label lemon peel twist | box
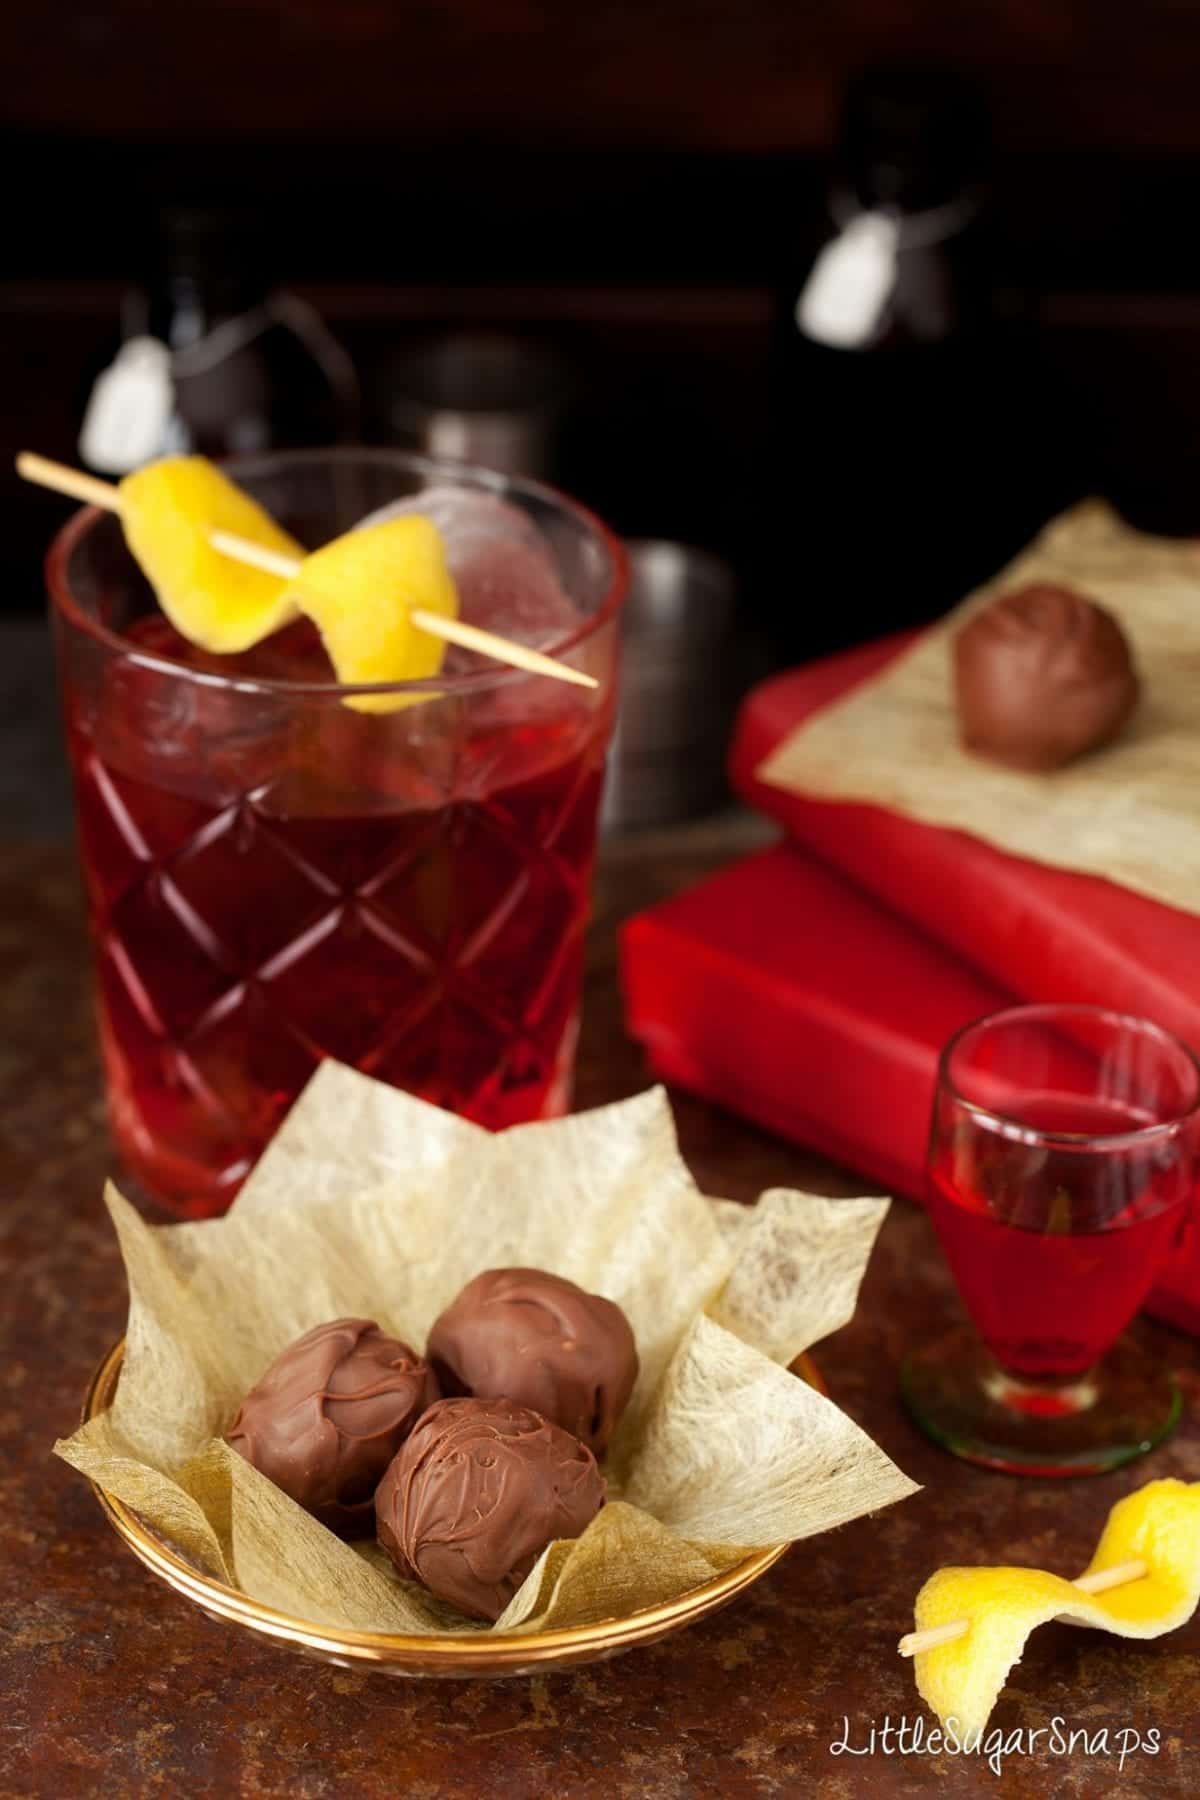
[909,1479,1200,1737]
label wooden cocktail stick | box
[897,1556,1149,1657]
[18,453,116,511]
[207,529,598,687]
[17,452,598,691]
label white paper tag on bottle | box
[795,212,901,349]
[79,336,175,473]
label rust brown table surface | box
[3,824,1198,1800]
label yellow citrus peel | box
[281,516,459,714]
[120,456,305,653]
[911,1479,1200,1738]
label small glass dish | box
[84,1339,822,1678]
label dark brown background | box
[7,0,1200,621]
[7,1,1200,153]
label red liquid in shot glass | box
[927,1092,1193,1376]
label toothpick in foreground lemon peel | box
[910,1478,1200,1739]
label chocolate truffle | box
[376,1396,605,1621]
[228,1318,439,1534]
[953,583,1139,771]
[427,1268,638,1456]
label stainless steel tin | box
[381,334,566,480]
[603,541,739,830]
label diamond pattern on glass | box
[75,720,605,1204]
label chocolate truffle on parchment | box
[427,1267,639,1456]
[228,1318,439,1534]
[953,583,1140,772]
[375,1395,605,1621]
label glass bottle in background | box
[760,66,1064,663]
[80,207,360,475]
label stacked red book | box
[730,635,1200,1052]
[619,632,1200,1334]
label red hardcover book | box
[727,635,1200,1334]
[729,634,1200,1052]
[620,842,1011,1203]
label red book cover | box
[620,842,1011,1204]
[729,635,1200,1051]
[727,636,1200,1334]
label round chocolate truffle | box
[228,1318,438,1534]
[953,583,1139,771]
[427,1268,639,1456]
[376,1395,605,1621]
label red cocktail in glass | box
[903,1004,1199,1473]
[49,451,626,1216]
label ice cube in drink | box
[356,485,582,665]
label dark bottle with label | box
[761,67,1065,662]
[81,207,359,473]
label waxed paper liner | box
[56,1065,917,1636]
[759,501,1200,918]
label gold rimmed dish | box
[83,1338,823,1678]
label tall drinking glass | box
[902,1004,1199,1474]
[48,450,626,1217]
